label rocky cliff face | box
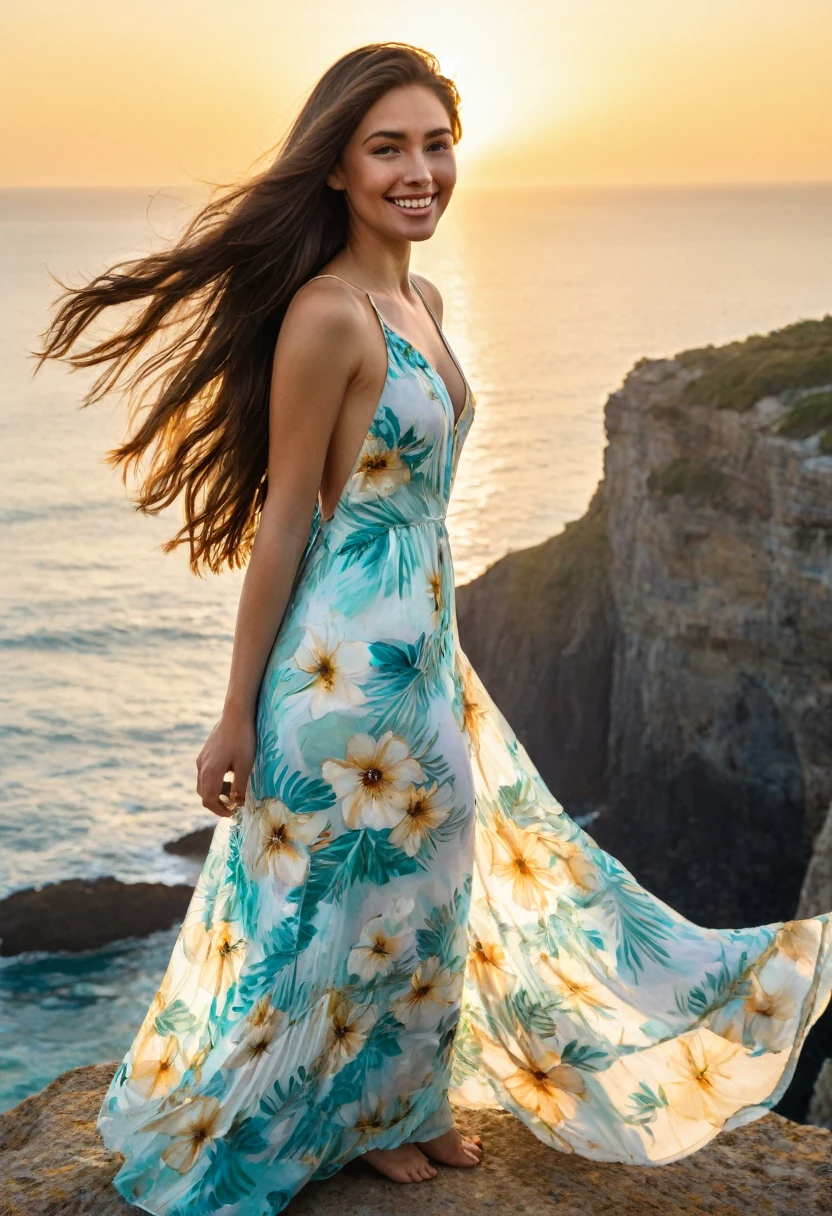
[601,326,832,929]
[2,1062,831,1216]
[459,316,832,931]
[457,316,832,1123]
[456,487,614,816]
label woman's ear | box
[326,166,346,191]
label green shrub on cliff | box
[775,389,832,453]
[675,315,832,412]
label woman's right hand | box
[195,709,257,818]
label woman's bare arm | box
[195,281,364,817]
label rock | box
[455,318,832,1122]
[162,824,216,859]
[598,325,832,930]
[809,1058,832,1129]
[0,877,194,956]
[798,800,832,919]
[457,484,614,815]
[458,317,832,931]
[1,1063,831,1216]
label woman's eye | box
[372,141,450,156]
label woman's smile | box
[385,192,437,213]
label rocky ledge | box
[1,1063,830,1216]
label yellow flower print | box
[127,1032,184,1100]
[709,965,801,1053]
[537,951,612,1015]
[393,956,462,1029]
[334,1095,388,1142]
[249,799,327,886]
[388,781,453,857]
[775,920,819,970]
[486,817,560,911]
[473,1025,585,1127]
[224,996,284,1071]
[291,624,369,719]
[144,1095,226,1174]
[186,1039,212,1086]
[459,662,487,754]
[347,896,415,981]
[181,920,245,995]
[322,730,424,830]
[352,436,410,499]
[426,567,443,621]
[320,992,378,1076]
[467,902,516,998]
[663,1029,744,1125]
[540,836,599,893]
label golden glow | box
[1,0,830,187]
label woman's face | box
[328,84,457,243]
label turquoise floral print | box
[98,279,832,1214]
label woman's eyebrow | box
[362,126,453,144]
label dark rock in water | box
[2,1062,831,1216]
[162,824,216,859]
[0,877,194,956]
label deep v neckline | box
[303,271,473,433]
[374,277,472,432]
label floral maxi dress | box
[98,276,832,1215]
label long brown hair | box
[34,42,462,575]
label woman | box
[38,40,832,1216]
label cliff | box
[457,313,832,1124]
[458,315,832,930]
[1,1062,831,1216]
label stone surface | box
[457,485,614,816]
[799,801,832,920]
[1,1063,831,1216]
[162,824,216,859]
[808,1058,832,1130]
[598,347,832,930]
[0,878,195,956]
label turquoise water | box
[2,182,831,1110]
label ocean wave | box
[0,624,232,652]
[0,499,119,527]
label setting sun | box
[1,1,829,187]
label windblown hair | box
[35,43,462,575]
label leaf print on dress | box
[98,275,832,1215]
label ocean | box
[1,182,831,1110]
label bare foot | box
[361,1144,438,1183]
[415,1126,484,1167]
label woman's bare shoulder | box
[284,274,368,339]
[274,274,369,378]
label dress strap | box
[303,273,386,329]
[409,275,440,326]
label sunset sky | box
[2,0,830,189]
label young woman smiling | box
[38,39,832,1216]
